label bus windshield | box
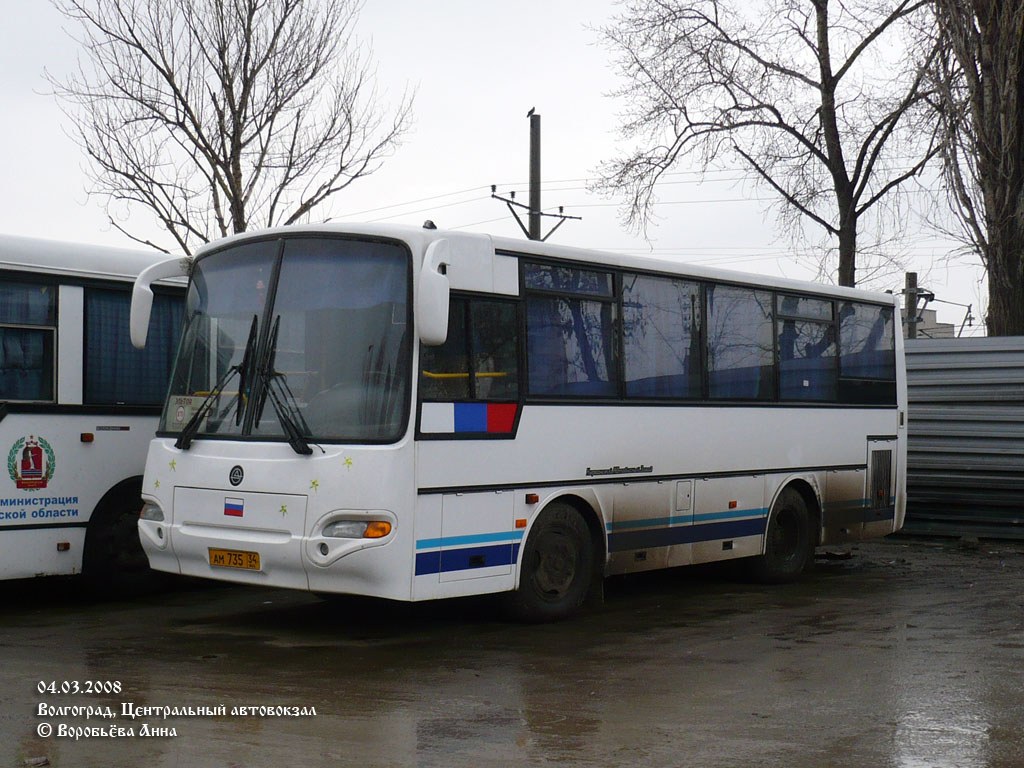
[160,236,411,444]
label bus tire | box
[506,502,593,622]
[83,482,161,592]
[747,487,814,583]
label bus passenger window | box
[419,297,519,402]
[523,261,616,398]
[526,295,615,397]
[85,288,184,405]
[0,282,56,402]
[777,319,836,401]
[470,301,518,400]
[706,284,774,400]
[837,301,897,404]
[839,302,895,380]
[419,298,469,400]
[623,274,701,398]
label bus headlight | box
[140,503,164,522]
[322,520,391,539]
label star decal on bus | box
[169,460,176,471]
[343,457,353,470]
[280,505,288,516]
[310,479,319,492]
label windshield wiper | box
[175,314,259,450]
[253,316,313,456]
[235,315,260,427]
[263,376,314,455]
[175,363,240,450]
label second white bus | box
[0,234,184,584]
[131,223,906,620]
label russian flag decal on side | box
[224,497,244,517]
[420,403,518,434]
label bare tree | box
[596,0,938,287]
[927,0,1024,335]
[51,0,413,254]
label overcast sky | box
[0,0,985,331]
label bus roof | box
[192,222,899,305]
[0,233,173,282]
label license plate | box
[208,548,261,571]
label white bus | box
[0,234,183,584]
[131,224,906,620]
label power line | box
[449,216,510,230]
[362,195,492,223]
[327,162,937,222]
[329,184,490,221]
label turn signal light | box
[364,521,392,538]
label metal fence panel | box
[905,336,1024,538]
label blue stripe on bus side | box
[415,530,525,550]
[605,507,768,532]
[608,517,767,553]
[415,542,521,576]
[694,507,768,523]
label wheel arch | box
[767,476,823,549]
[86,475,144,527]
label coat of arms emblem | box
[8,436,56,490]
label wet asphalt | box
[2,536,1023,768]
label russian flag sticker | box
[224,497,244,517]
[420,402,518,434]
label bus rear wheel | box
[747,487,814,583]
[506,503,593,622]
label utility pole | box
[528,110,541,240]
[903,272,935,339]
[905,272,919,339]
[491,108,580,241]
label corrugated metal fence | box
[905,336,1024,538]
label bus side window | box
[839,302,895,380]
[837,301,897,404]
[419,298,470,400]
[0,282,56,402]
[524,263,616,398]
[470,301,518,400]
[706,284,774,400]
[776,294,836,402]
[418,297,519,402]
[622,273,701,398]
[84,288,184,405]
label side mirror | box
[416,239,450,346]
[131,256,192,348]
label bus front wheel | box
[506,503,593,622]
[747,487,814,583]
